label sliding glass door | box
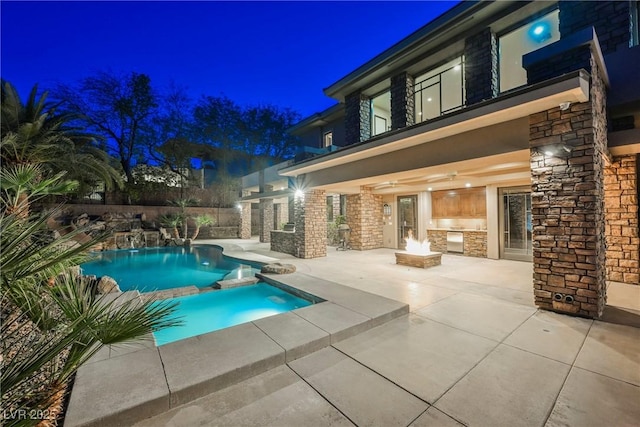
[499,187,532,261]
[397,195,418,250]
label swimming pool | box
[81,246,259,292]
[153,283,313,345]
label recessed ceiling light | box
[465,183,471,188]
[454,64,461,71]
[427,187,433,191]
[533,25,544,35]
[427,97,432,102]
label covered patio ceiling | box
[314,150,531,195]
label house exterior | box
[241,0,640,319]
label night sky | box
[1,1,458,118]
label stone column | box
[529,54,608,318]
[391,72,415,130]
[259,199,274,243]
[345,91,371,145]
[346,187,383,250]
[559,1,631,55]
[604,155,639,285]
[294,189,327,258]
[464,28,498,105]
[239,202,252,239]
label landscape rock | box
[260,263,296,274]
[97,276,121,294]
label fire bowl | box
[395,251,442,269]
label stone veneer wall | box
[464,28,498,105]
[270,230,296,256]
[426,230,447,253]
[560,1,631,55]
[463,231,487,258]
[239,202,251,239]
[391,72,415,130]
[346,187,383,250]
[294,190,327,258]
[529,52,608,318]
[259,199,274,243]
[345,91,371,145]
[604,155,640,285]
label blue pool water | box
[81,246,258,292]
[153,283,312,345]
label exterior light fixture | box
[236,204,242,210]
[427,187,433,191]
[453,64,461,71]
[294,189,304,198]
[528,21,552,43]
[465,183,471,188]
[540,144,573,157]
[559,102,571,111]
[427,97,432,102]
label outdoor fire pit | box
[395,251,442,268]
[395,237,442,268]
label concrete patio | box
[74,239,640,426]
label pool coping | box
[64,247,409,427]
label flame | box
[405,236,432,255]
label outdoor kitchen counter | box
[426,229,487,258]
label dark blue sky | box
[1,1,458,118]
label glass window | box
[323,131,333,147]
[371,90,391,136]
[414,57,464,124]
[326,196,334,221]
[499,10,560,92]
[340,195,347,217]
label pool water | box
[81,246,258,292]
[153,283,312,345]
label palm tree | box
[191,214,215,240]
[1,163,77,218]
[159,214,182,238]
[168,197,199,238]
[1,163,180,424]
[1,81,122,198]
[1,207,180,425]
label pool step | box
[214,276,259,289]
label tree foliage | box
[0,167,179,426]
[55,71,158,184]
[1,81,122,197]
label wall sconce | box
[538,144,573,157]
[559,102,571,111]
[383,203,392,216]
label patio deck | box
[68,239,640,426]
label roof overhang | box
[281,70,590,177]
